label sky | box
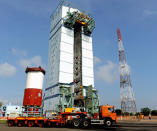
[0,0,157,111]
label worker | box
[149,113,151,120]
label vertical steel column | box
[73,23,84,108]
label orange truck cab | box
[99,105,117,126]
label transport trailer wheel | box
[72,119,81,128]
[28,121,34,127]
[83,120,90,128]
[105,119,112,127]
[47,121,52,127]
[18,121,24,127]
[38,121,44,127]
[8,121,14,127]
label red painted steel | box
[25,66,45,75]
[117,28,122,41]
[23,88,42,106]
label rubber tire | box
[105,119,112,127]
[28,121,34,127]
[72,119,80,128]
[38,121,44,127]
[83,120,89,128]
[47,121,51,127]
[8,121,14,127]
[18,122,23,127]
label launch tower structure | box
[44,1,99,115]
[117,29,137,114]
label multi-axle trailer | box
[8,105,117,128]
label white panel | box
[44,95,60,113]
[82,76,94,86]
[69,7,79,13]
[83,88,86,97]
[47,27,61,88]
[60,42,73,54]
[82,57,93,68]
[61,26,73,36]
[60,51,73,62]
[53,87,60,95]
[50,21,62,37]
[46,86,60,97]
[61,32,73,44]
[82,40,92,51]
[51,7,62,29]
[62,6,69,18]
[82,67,93,77]
[47,32,60,87]
[26,72,44,89]
[82,34,92,43]
[44,90,48,97]
[62,6,79,18]
[82,49,93,59]
[60,61,73,74]
[59,71,73,83]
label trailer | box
[8,117,46,127]
[7,105,117,128]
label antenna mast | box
[117,29,137,114]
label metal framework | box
[22,106,42,117]
[58,85,74,113]
[64,11,95,35]
[85,86,99,115]
[117,29,137,114]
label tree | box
[141,107,151,116]
[115,109,122,115]
[151,110,157,116]
[135,112,140,116]
[0,101,2,107]
[123,112,129,116]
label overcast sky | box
[0,0,157,111]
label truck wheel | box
[105,119,112,127]
[38,121,44,127]
[18,121,23,127]
[72,119,80,128]
[83,120,89,128]
[28,121,34,127]
[47,121,52,127]
[8,121,14,127]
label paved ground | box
[1,120,157,131]
[118,120,157,131]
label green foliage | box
[115,109,122,116]
[129,113,134,116]
[135,112,140,116]
[151,110,157,116]
[0,101,2,107]
[121,112,135,116]
[141,107,151,116]
[123,112,129,116]
[0,120,7,124]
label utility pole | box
[117,29,137,114]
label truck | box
[7,105,117,128]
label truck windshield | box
[108,108,115,113]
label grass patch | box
[0,120,7,124]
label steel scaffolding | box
[117,29,137,114]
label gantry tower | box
[117,29,137,114]
[44,1,99,115]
